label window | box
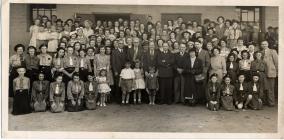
[236,6,263,44]
[30,4,56,21]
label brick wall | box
[264,6,279,30]
[56,5,239,24]
[10,4,30,55]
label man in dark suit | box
[111,39,127,103]
[195,39,210,104]
[156,42,175,104]
[173,43,188,104]
[142,41,158,72]
[127,37,143,65]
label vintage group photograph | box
[2,1,281,138]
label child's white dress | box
[96,76,111,93]
[133,68,145,89]
[29,25,39,47]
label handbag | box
[194,73,205,82]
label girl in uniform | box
[50,74,65,113]
[62,46,79,86]
[84,73,98,110]
[12,66,31,115]
[234,73,250,110]
[78,49,92,82]
[51,47,65,80]
[31,72,50,112]
[226,53,239,84]
[66,73,85,112]
[133,60,145,104]
[37,44,53,82]
[206,73,221,111]
[246,73,263,110]
[96,69,112,107]
[25,46,40,89]
[85,47,96,74]
[220,75,235,111]
[239,50,252,82]
[9,44,26,97]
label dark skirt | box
[236,90,247,103]
[63,67,75,86]
[248,92,263,110]
[50,96,65,113]
[39,66,52,82]
[79,68,88,82]
[221,95,235,111]
[158,77,173,104]
[184,74,197,103]
[85,93,97,110]
[67,94,84,112]
[12,89,31,115]
[9,68,18,97]
[33,92,47,112]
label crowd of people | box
[9,14,278,115]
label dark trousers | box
[159,77,173,104]
[113,75,122,104]
[266,77,276,106]
[174,75,184,103]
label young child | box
[50,74,65,113]
[119,61,135,105]
[220,75,235,111]
[245,73,263,110]
[84,73,98,110]
[12,66,31,115]
[31,72,50,112]
[234,73,249,110]
[206,73,221,111]
[96,69,111,107]
[145,67,159,105]
[133,61,145,104]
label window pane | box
[248,11,254,21]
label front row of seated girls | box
[11,66,107,115]
[12,65,262,115]
[206,72,263,111]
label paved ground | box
[8,102,277,133]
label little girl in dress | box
[96,69,111,107]
[133,61,145,104]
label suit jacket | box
[142,49,158,71]
[262,48,278,78]
[174,52,189,75]
[156,51,175,78]
[111,48,127,75]
[197,49,210,73]
[126,46,143,62]
[184,57,203,75]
